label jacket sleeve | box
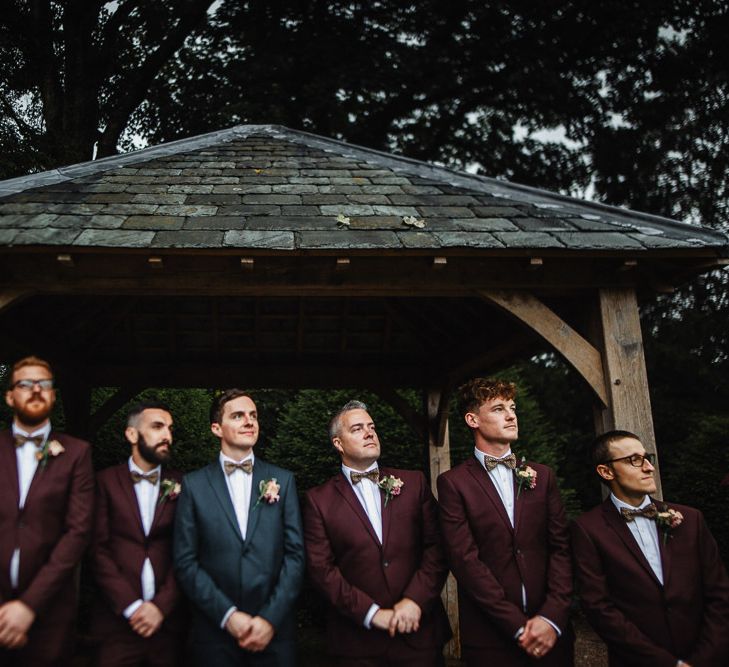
[20,441,94,613]
[437,471,527,637]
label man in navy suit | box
[173,389,304,666]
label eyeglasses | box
[11,379,54,391]
[603,452,655,468]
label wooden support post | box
[425,388,460,659]
[594,287,662,498]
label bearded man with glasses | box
[0,355,94,666]
[571,429,729,667]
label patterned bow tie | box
[14,434,44,448]
[224,459,253,475]
[351,469,379,484]
[483,453,517,472]
[130,470,160,485]
[620,503,658,522]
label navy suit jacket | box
[173,456,305,644]
[572,497,729,667]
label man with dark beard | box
[91,400,186,666]
[0,355,94,666]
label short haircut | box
[210,388,252,425]
[457,377,516,417]
[10,355,53,385]
[329,400,369,441]
[126,400,172,429]
[591,429,642,467]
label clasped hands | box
[518,616,557,660]
[0,600,35,649]
[371,597,421,637]
[226,610,274,652]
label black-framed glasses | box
[603,452,655,468]
[11,379,54,391]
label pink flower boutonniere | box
[378,475,404,507]
[256,478,281,507]
[36,439,64,470]
[158,478,182,505]
[655,506,683,544]
[515,457,537,498]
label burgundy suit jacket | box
[571,498,729,667]
[0,430,94,651]
[91,463,184,634]
[437,456,573,664]
[303,467,451,657]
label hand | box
[238,615,274,652]
[225,610,253,641]
[128,601,164,638]
[518,616,557,659]
[388,597,421,637]
[678,662,693,667]
[0,600,34,649]
[370,608,394,631]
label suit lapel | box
[379,467,393,547]
[205,462,244,543]
[0,431,20,508]
[334,473,382,547]
[513,469,525,533]
[601,499,663,587]
[655,499,673,586]
[243,459,265,548]
[117,464,146,536]
[466,456,514,533]
[23,430,60,508]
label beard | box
[137,432,172,466]
[15,394,53,427]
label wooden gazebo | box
[1,125,727,649]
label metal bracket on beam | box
[528,257,543,270]
[240,257,255,270]
[57,253,74,267]
[619,259,638,272]
[147,256,163,269]
[336,258,351,270]
[433,257,447,269]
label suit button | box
[515,548,521,555]
[383,561,390,568]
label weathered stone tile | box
[346,194,391,205]
[349,216,402,230]
[297,230,401,249]
[242,194,301,205]
[213,184,271,194]
[493,232,565,247]
[132,193,187,205]
[473,206,524,217]
[152,230,224,247]
[223,230,295,249]
[155,205,218,216]
[100,203,160,215]
[417,206,475,218]
[246,216,335,231]
[372,205,420,217]
[280,206,320,216]
[54,214,125,229]
[185,194,241,205]
[74,229,155,247]
[0,214,57,229]
[512,217,576,232]
[553,232,644,249]
[122,216,185,230]
[271,184,319,194]
[168,185,214,194]
[454,218,520,232]
[0,229,18,244]
[218,204,281,216]
[431,232,503,248]
[320,204,375,217]
[183,216,247,230]
[14,227,81,245]
[397,231,442,248]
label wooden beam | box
[374,387,425,442]
[88,385,145,436]
[425,387,459,659]
[594,287,662,498]
[479,289,609,407]
[0,289,31,315]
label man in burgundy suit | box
[437,378,573,666]
[91,399,185,666]
[571,429,729,666]
[0,355,94,666]
[303,400,451,667]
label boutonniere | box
[255,478,280,507]
[36,439,64,470]
[378,475,404,507]
[655,505,683,544]
[158,478,181,505]
[515,457,537,498]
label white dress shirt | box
[610,493,664,584]
[10,422,51,589]
[219,451,255,629]
[474,448,561,637]
[342,463,383,628]
[123,458,162,619]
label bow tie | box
[620,503,658,522]
[14,434,44,448]
[130,470,159,485]
[350,469,379,484]
[483,453,517,472]
[224,459,253,475]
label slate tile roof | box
[0,125,726,253]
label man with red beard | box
[0,356,94,666]
[91,400,185,666]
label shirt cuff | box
[220,606,237,630]
[364,604,380,629]
[539,615,561,637]
[123,599,143,619]
[514,625,524,640]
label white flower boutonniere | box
[158,479,181,505]
[655,506,684,545]
[36,439,64,470]
[255,478,281,507]
[515,457,537,498]
[378,475,404,507]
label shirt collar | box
[219,451,255,467]
[12,421,52,441]
[128,456,161,477]
[610,492,651,513]
[341,462,378,484]
[474,447,513,470]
